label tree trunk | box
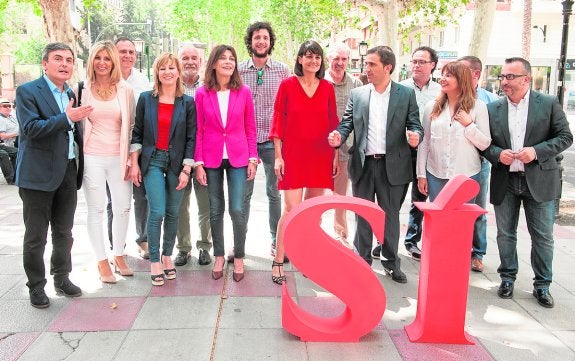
[522,0,532,59]
[468,0,496,63]
[39,0,77,54]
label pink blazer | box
[194,84,257,168]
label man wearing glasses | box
[239,22,290,258]
[383,46,440,262]
[0,98,18,184]
[485,57,572,308]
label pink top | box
[84,97,122,156]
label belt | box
[68,158,76,163]
[258,140,272,145]
[510,171,526,177]
[366,154,385,159]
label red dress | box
[269,76,339,190]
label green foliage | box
[165,0,345,63]
[14,36,46,63]
[398,0,469,47]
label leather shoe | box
[174,251,190,266]
[29,288,50,309]
[212,270,223,280]
[54,279,82,297]
[371,245,381,259]
[497,280,514,299]
[198,249,212,265]
[406,244,421,261]
[471,257,484,272]
[533,288,554,308]
[382,265,407,283]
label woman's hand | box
[417,178,428,196]
[176,171,189,191]
[195,165,207,186]
[130,163,142,187]
[332,155,340,178]
[453,109,473,127]
[247,161,257,181]
[274,157,285,181]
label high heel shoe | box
[151,273,165,286]
[161,255,176,280]
[272,261,286,285]
[98,259,117,284]
[112,256,134,276]
[212,256,225,280]
[233,258,244,282]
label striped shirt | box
[238,58,290,143]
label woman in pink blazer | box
[194,45,257,282]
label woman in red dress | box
[269,40,339,284]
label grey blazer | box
[337,82,423,185]
[484,90,573,205]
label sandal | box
[272,261,287,285]
[151,273,165,286]
[164,268,177,280]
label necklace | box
[95,84,114,99]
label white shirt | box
[417,99,491,179]
[507,91,530,172]
[400,77,441,122]
[217,90,230,159]
[366,82,391,155]
[126,68,151,103]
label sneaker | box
[54,278,82,297]
[371,245,381,259]
[406,244,422,261]
[174,251,190,266]
[471,257,484,272]
[29,288,50,309]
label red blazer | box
[194,84,257,168]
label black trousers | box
[19,161,78,290]
[352,157,408,270]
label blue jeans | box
[472,158,490,259]
[405,154,427,247]
[426,171,480,203]
[494,173,555,289]
[143,150,185,263]
[206,160,248,258]
[244,141,280,246]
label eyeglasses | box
[497,74,527,81]
[0,104,12,109]
[256,69,263,85]
[410,60,433,66]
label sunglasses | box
[0,104,12,108]
[256,69,263,85]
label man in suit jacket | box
[16,42,93,308]
[485,57,572,308]
[328,46,422,283]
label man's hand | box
[407,130,420,148]
[328,130,342,148]
[498,149,515,165]
[65,100,93,123]
[515,147,536,163]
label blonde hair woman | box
[129,53,196,286]
[82,40,135,283]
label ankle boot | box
[113,256,134,276]
[98,259,117,284]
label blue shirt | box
[43,75,75,159]
[477,86,499,105]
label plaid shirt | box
[238,58,290,143]
[183,77,203,98]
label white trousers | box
[83,154,133,260]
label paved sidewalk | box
[0,172,574,361]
